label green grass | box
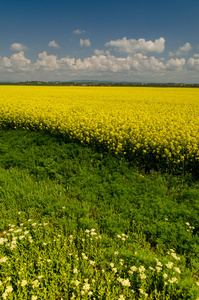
[0,129,199,299]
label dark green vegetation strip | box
[0,129,199,298]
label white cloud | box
[169,42,192,56]
[105,37,165,54]
[73,29,86,34]
[48,40,60,48]
[80,38,91,47]
[193,53,199,58]
[10,43,28,52]
[34,51,59,70]
[187,57,199,71]
[1,47,199,83]
[166,58,185,70]
[1,51,31,71]
[94,49,105,55]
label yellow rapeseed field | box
[0,85,199,171]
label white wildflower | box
[0,257,8,263]
[88,291,93,296]
[166,261,173,269]
[168,277,178,284]
[72,280,80,286]
[110,263,114,268]
[130,266,137,272]
[117,277,131,287]
[112,267,118,273]
[140,273,147,279]
[32,279,40,288]
[89,260,95,266]
[73,268,78,274]
[174,267,181,274]
[21,280,28,287]
[82,283,90,291]
[139,266,146,273]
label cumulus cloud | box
[1,47,198,82]
[186,57,199,71]
[94,49,111,56]
[193,53,199,58]
[169,42,192,56]
[73,29,86,34]
[34,51,59,70]
[80,38,91,47]
[94,49,105,55]
[166,58,185,70]
[48,40,60,48]
[1,51,31,71]
[105,37,165,54]
[10,43,29,52]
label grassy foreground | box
[0,129,199,299]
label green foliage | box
[0,129,199,299]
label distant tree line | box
[1,81,199,87]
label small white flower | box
[140,273,147,279]
[0,257,8,263]
[166,261,173,269]
[73,268,78,274]
[6,285,13,293]
[170,252,180,260]
[174,267,181,274]
[156,266,162,273]
[168,277,178,284]
[21,280,28,287]
[32,279,40,288]
[112,267,118,273]
[139,266,146,273]
[72,280,80,286]
[82,283,90,291]
[130,266,137,272]
[88,291,93,296]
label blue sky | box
[1,0,199,82]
